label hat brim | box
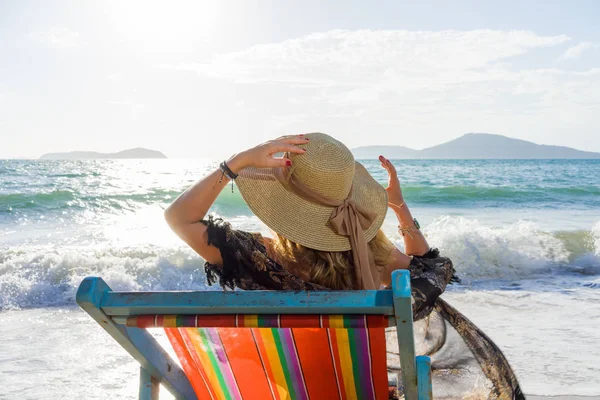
[235,162,388,252]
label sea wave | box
[0,245,212,310]
[2,184,600,218]
[1,217,598,310]
[423,217,600,280]
[0,190,77,210]
[0,189,182,213]
[400,185,600,205]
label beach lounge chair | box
[76,269,432,399]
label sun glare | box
[104,0,221,56]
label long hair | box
[269,229,394,290]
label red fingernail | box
[286,160,292,166]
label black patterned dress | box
[201,216,525,400]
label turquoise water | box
[1,157,599,309]
[1,158,600,396]
[2,159,600,217]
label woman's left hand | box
[379,155,404,207]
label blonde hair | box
[270,229,394,290]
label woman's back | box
[164,132,524,399]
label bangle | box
[398,225,419,239]
[219,161,238,180]
[398,218,421,239]
[389,201,406,209]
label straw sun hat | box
[236,132,388,252]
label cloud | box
[161,29,586,115]
[163,29,592,112]
[559,42,598,61]
[28,27,79,48]
[161,29,600,150]
[166,29,569,88]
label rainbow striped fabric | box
[126,314,389,329]
[162,315,389,400]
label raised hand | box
[378,155,404,208]
[228,134,309,172]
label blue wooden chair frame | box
[76,269,432,400]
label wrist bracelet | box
[398,218,421,239]
[219,161,238,180]
[218,161,238,193]
[399,225,419,239]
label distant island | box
[39,148,167,160]
[352,133,600,159]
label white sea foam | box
[423,216,572,279]
[2,216,599,310]
[593,220,600,253]
[0,244,211,310]
[569,221,600,274]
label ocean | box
[1,158,599,399]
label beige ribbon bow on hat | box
[285,171,379,290]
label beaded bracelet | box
[218,161,238,192]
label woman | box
[165,133,524,399]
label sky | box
[1,0,600,159]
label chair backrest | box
[76,270,429,400]
[127,314,390,399]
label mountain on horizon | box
[352,133,600,159]
[40,147,167,160]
